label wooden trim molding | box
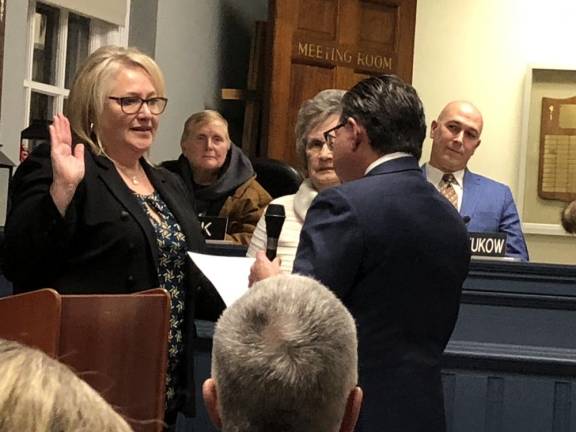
[444,340,576,377]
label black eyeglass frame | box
[108,96,168,115]
[323,120,347,149]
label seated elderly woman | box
[163,110,271,245]
[0,338,133,431]
[247,89,344,271]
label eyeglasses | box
[305,139,330,154]
[108,96,168,115]
[322,120,347,150]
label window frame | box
[23,0,129,128]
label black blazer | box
[2,143,224,415]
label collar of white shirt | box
[425,164,465,190]
[365,152,412,175]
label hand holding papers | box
[188,252,254,307]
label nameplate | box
[198,216,228,240]
[469,232,507,257]
[292,38,396,74]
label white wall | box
[413,0,576,263]
[0,0,29,224]
[1,0,29,164]
[415,0,576,189]
[151,0,223,163]
[128,0,157,57]
[149,0,267,163]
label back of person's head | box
[66,45,166,155]
[206,274,360,432]
[561,200,576,234]
[341,74,426,159]
[0,338,132,432]
[180,110,231,144]
[294,89,346,169]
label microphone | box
[265,204,286,260]
[462,216,471,225]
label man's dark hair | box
[340,74,426,159]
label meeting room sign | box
[293,38,396,74]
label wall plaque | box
[539,96,576,202]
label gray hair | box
[0,338,133,432]
[180,109,230,144]
[212,274,358,432]
[295,89,346,171]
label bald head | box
[437,101,483,133]
[429,101,484,173]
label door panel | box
[264,0,417,167]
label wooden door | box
[263,0,417,169]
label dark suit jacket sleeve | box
[2,144,80,287]
[293,188,363,299]
[500,187,529,261]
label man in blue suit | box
[424,101,529,261]
[251,75,471,432]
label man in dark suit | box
[423,101,529,261]
[251,75,471,432]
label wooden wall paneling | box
[284,65,336,166]
[264,0,298,160]
[241,21,267,158]
[188,260,576,432]
[440,260,576,432]
[395,0,417,80]
[264,0,417,167]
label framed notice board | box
[539,96,576,202]
[518,66,576,236]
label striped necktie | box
[440,173,458,209]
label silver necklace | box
[113,161,142,186]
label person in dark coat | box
[2,45,224,428]
[251,75,471,432]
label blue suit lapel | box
[461,169,480,218]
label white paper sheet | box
[188,252,254,307]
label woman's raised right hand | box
[49,114,85,216]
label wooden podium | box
[0,288,171,432]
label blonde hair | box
[0,338,133,432]
[180,110,230,144]
[66,45,166,155]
